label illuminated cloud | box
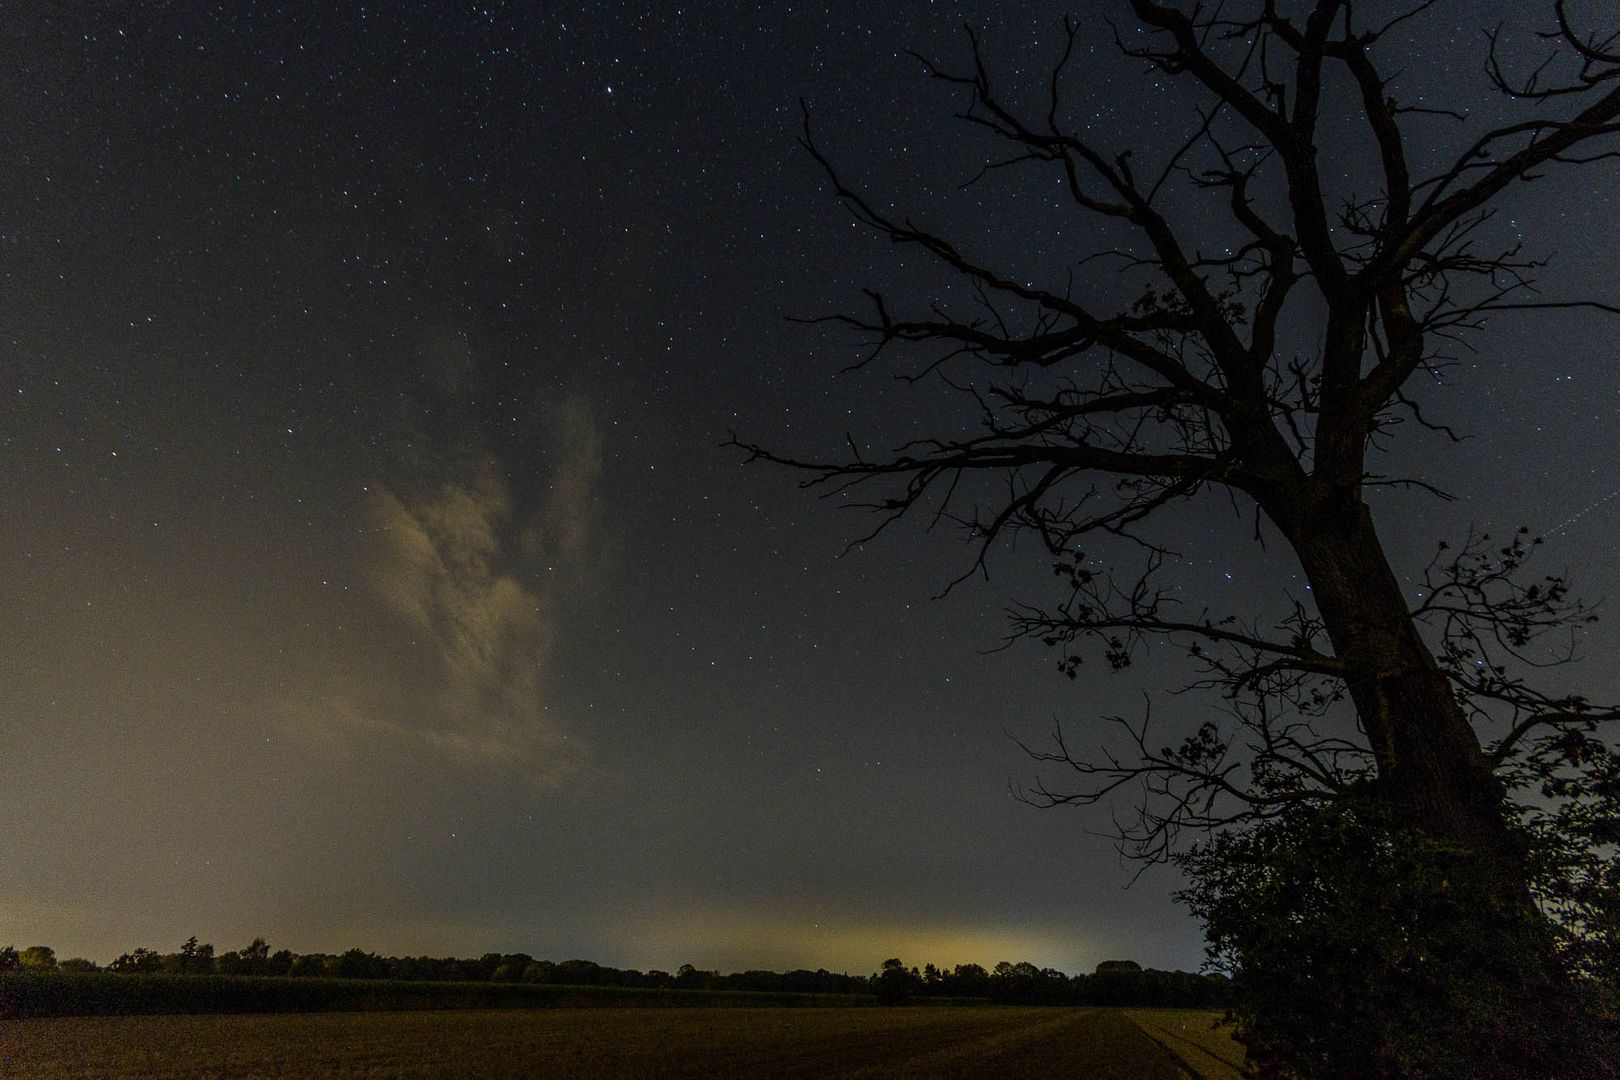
[363,465,563,768]
[277,348,604,783]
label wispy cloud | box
[530,395,604,566]
[363,461,568,771]
[278,340,605,785]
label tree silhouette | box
[17,945,54,970]
[108,948,162,974]
[739,1,1620,1071]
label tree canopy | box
[740,2,1620,1074]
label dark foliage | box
[863,957,1230,1008]
[1511,731,1620,983]
[0,934,1228,1018]
[0,972,871,1020]
[1177,799,1619,1079]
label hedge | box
[0,972,876,1019]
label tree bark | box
[1270,489,1533,900]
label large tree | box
[741,1,1620,1071]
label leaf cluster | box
[1176,797,1620,1079]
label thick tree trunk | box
[1270,491,1532,901]
[1260,493,1617,1076]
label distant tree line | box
[871,957,1229,1007]
[0,938,1228,1008]
[1,938,869,993]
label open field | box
[1125,1010,1247,1080]
[0,1006,1240,1078]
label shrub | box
[1177,799,1618,1079]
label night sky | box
[5,2,1617,975]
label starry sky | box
[4,2,1617,974]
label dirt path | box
[1123,1009,1248,1080]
